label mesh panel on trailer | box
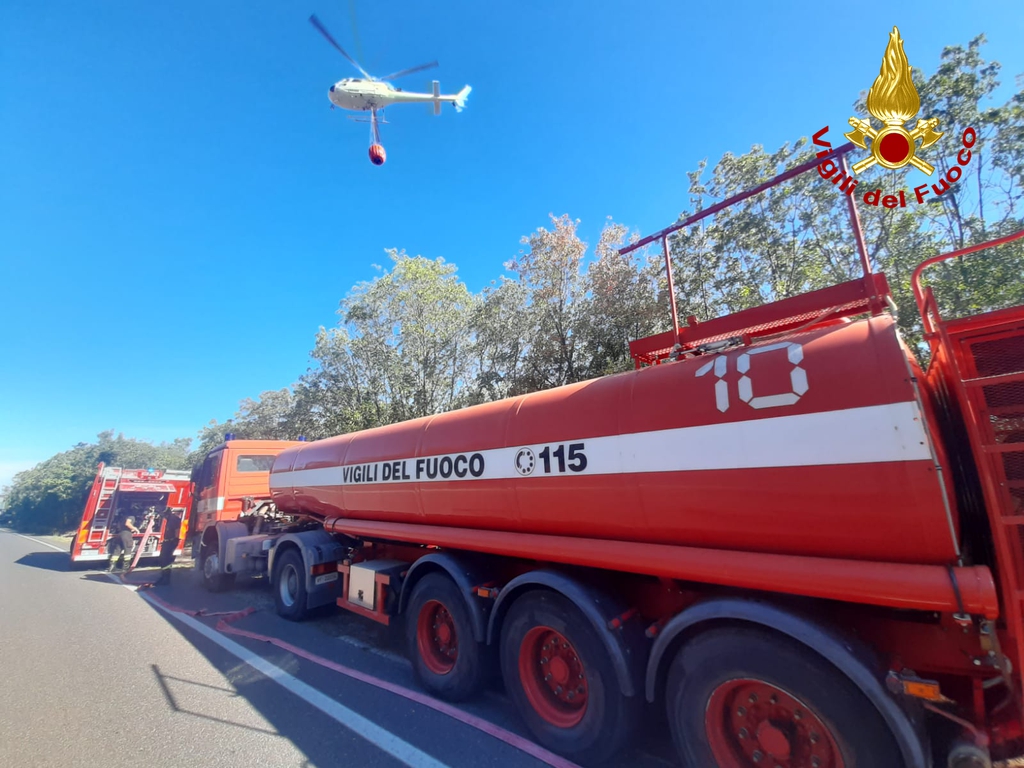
[972,334,1024,519]
[957,325,1024,598]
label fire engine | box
[70,464,192,568]
[191,146,1024,767]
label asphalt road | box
[1,530,677,768]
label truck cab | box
[189,437,347,618]
[188,438,303,542]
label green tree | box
[293,250,478,431]
[289,327,390,439]
[506,214,590,391]
[579,219,665,377]
[467,276,532,404]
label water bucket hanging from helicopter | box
[309,14,471,165]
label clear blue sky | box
[2,0,1022,487]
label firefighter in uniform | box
[153,506,183,586]
[107,513,139,572]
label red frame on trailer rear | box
[912,229,1024,740]
[622,146,1024,746]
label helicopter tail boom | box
[429,81,471,114]
[387,83,472,111]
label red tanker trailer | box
[272,313,958,566]
[197,145,1024,768]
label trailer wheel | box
[499,590,638,764]
[273,548,308,622]
[666,626,904,768]
[406,572,487,701]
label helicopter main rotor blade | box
[380,61,439,81]
[308,14,373,80]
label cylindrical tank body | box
[270,315,960,565]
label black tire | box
[666,626,905,768]
[499,590,639,765]
[273,548,309,621]
[198,534,235,592]
[405,572,489,702]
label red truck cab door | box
[192,449,225,537]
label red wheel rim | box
[416,600,458,675]
[518,626,588,728]
[704,678,845,768]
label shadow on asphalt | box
[14,551,73,572]
[8,538,163,578]
[151,662,281,737]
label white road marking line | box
[137,590,452,768]
[14,533,65,552]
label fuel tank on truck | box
[270,314,960,565]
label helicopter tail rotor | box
[454,84,472,113]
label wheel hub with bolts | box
[416,600,458,675]
[518,626,588,728]
[204,553,219,580]
[705,678,843,768]
[280,565,299,607]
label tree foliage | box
[339,250,478,423]
[663,34,1022,354]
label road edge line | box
[13,533,66,552]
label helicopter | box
[309,14,471,165]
